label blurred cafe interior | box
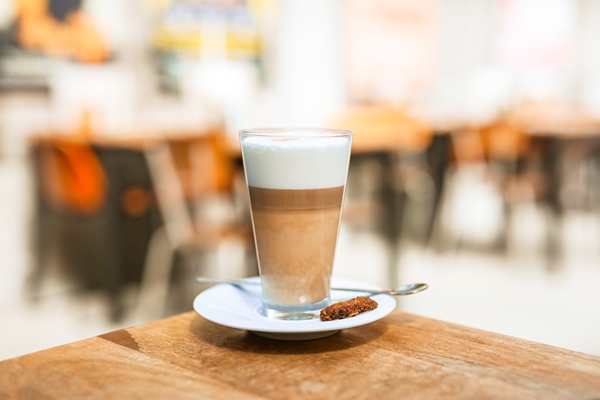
[2,0,600,359]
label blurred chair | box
[434,119,531,253]
[522,117,600,267]
[29,139,108,299]
[29,135,161,321]
[135,134,254,320]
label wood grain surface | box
[1,310,599,400]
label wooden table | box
[1,311,599,399]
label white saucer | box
[193,276,396,341]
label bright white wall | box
[272,0,345,127]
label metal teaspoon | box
[195,277,428,296]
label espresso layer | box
[248,186,344,210]
[252,206,341,306]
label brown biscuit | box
[320,296,378,321]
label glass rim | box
[239,127,353,138]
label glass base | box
[260,297,330,321]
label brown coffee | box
[248,186,344,306]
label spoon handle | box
[195,277,426,296]
[195,277,378,293]
[196,277,261,287]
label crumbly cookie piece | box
[320,297,378,321]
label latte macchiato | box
[240,130,352,319]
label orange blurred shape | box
[167,131,236,202]
[15,0,109,63]
[41,141,107,214]
[120,186,152,217]
[330,104,432,153]
[452,121,529,164]
[484,122,529,161]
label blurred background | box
[2,0,600,359]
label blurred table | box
[1,310,599,399]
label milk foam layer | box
[241,134,352,189]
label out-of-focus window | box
[495,0,577,103]
[496,0,577,73]
[344,0,437,104]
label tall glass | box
[240,128,353,320]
